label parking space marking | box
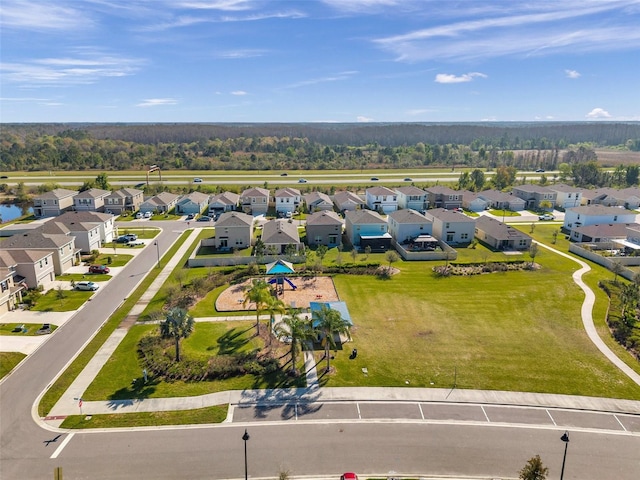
[480,405,490,422]
[614,415,627,431]
[356,403,361,420]
[418,403,424,420]
[546,409,557,426]
[50,433,74,459]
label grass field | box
[0,352,26,379]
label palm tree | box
[159,307,195,362]
[314,305,351,373]
[275,309,314,376]
[263,295,286,346]
[243,278,271,335]
[611,261,624,284]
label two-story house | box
[344,209,390,251]
[305,211,343,247]
[0,262,25,314]
[0,231,80,275]
[274,187,302,216]
[563,205,637,236]
[104,188,144,215]
[424,208,476,245]
[511,185,557,210]
[424,186,463,210]
[546,184,583,209]
[365,186,398,214]
[387,209,432,244]
[45,211,115,251]
[33,188,78,218]
[395,186,427,211]
[474,216,532,251]
[214,211,254,250]
[241,187,270,216]
[73,188,111,212]
[0,249,55,296]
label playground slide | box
[284,277,297,290]
[268,278,277,284]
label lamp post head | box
[242,429,250,442]
[561,431,569,443]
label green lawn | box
[28,290,93,312]
[0,352,26,379]
[488,209,520,217]
[324,251,640,400]
[82,321,304,401]
[0,323,57,335]
[60,405,227,429]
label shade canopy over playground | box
[310,301,353,327]
[266,259,295,275]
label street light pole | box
[242,429,250,480]
[154,241,160,268]
[560,431,569,480]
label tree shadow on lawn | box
[108,377,158,401]
[212,326,253,354]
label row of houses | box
[212,207,533,256]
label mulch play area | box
[215,276,340,312]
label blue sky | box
[2,0,640,123]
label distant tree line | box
[1,122,638,174]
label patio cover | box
[266,259,295,274]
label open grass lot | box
[327,248,640,399]
[60,405,228,429]
[82,321,304,401]
[0,323,57,335]
[113,227,161,239]
[0,352,26,379]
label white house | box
[395,186,427,211]
[461,191,488,212]
[274,187,302,215]
[563,205,637,233]
[303,191,334,213]
[387,209,432,244]
[547,184,583,209]
[365,186,398,214]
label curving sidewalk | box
[535,241,640,386]
[45,232,640,423]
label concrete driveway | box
[0,310,75,354]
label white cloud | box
[214,49,267,59]
[175,1,255,11]
[586,107,611,119]
[284,71,357,89]
[357,115,374,122]
[0,0,92,31]
[406,108,436,116]
[136,98,178,107]
[231,90,247,96]
[435,72,487,84]
[0,49,142,87]
[565,69,581,79]
[322,0,404,14]
[373,2,640,62]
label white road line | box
[418,403,425,420]
[614,415,627,431]
[50,433,74,459]
[480,405,490,422]
[546,409,557,426]
[356,403,361,420]
[295,403,298,421]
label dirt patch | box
[216,276,340,312]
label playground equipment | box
[268,276,297,294]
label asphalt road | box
[0,223,186,480]
[2,219,640,480]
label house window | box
[460,233,468,240]
[568,194,572,198]
[315,235,322,243]
[519,239,527,246]
[446,233,454,242]
[328,234,337,244]
[614,216,617,221]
